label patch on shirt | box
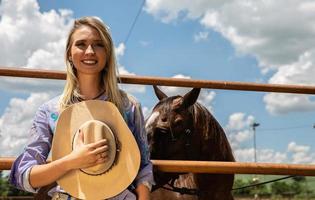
[50,112,58,121]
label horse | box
[146,86,235,200]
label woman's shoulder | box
[38,95,61,113]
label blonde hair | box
[60,16,125,113]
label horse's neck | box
[204,136,235,162]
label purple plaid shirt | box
[9,93,154,199]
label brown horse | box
[146,86,235,200]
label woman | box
[10,16,154,200]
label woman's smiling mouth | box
[82,60,98,65]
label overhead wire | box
[123,0,146,45]
[258,124,311,132]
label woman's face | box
[69,25,107,77]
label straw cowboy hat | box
[51,100,140,200]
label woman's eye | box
[75,43,85,47]
[95,43,105,48]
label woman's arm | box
[30,132,108,188]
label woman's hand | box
[64,130,109,170]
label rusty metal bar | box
[152,160,315,176]
[0,67,66,80]
[1,67,315,94]
[0,157,14,170]
[2,157,315,176]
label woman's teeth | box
[82,60,97,64]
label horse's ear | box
[181,88,201,109]
[153,85,168,100]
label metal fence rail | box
[1,67,315,94]
[1,157,315,176]
[1,66,315,176]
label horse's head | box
[146,86,200,160]
[147,86,235,193]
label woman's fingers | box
[95,156,108,164]
[92,145,109,154]
[88,139,107,149]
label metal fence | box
[1,67,315,176]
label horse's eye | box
[174,119,183,126]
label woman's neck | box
[78,74,104,100]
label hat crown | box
[73,120,117,175]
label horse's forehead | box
[146,111,160,126]
[154,97,183,113]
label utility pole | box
[251,122,260,163]
[251,122,260,199]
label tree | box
[270,181,290,195]
[290,179,302,194]
[0,171,9,196]
[232,178,251,196]
[292,176,306,182]
[0,171,32,196]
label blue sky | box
[1,0,315,164]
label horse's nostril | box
[161,117,167,122]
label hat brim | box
[51,100,140,200]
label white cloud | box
[194,31,209,42]
[299,1,315,12]
[234,148,287,163]
[231,139,315,163]
[115,43,126,58]
[258,149,287,163]
[145,0,227,23]
[288,141,310,153]
[225,112,255,149]
[0,0,73,68]
[263,93,315,115]
[223,112,315,163]
[145,0,315,115]
[263,51,315,114]
[287,142,315,163]
[198,1,315,70]
[233,148,255,162]
[0,93,51,156]
[198,90,215,113]
[0,0,73,93]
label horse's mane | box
[190,103,235,162]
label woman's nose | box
[85,45,95,55]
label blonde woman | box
[10,16,154,200]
